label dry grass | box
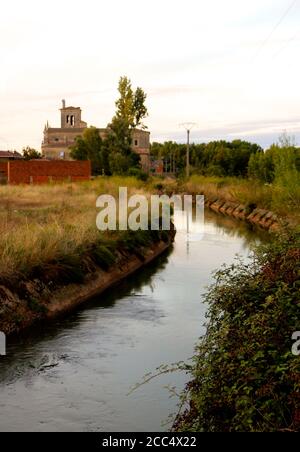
[0,177,150,281]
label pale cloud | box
[1,0,300,150]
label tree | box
[23,146,41,160]
[115,76,148,129]
[115,76,134,127]
[105,117,140,175]
[70,127,108,175]
[103,76,148,175]
[133,87,148,129]
[278,131,296,148]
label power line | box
[252,0,298,60]
[273,30,300,57]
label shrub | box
[175,230,300,432]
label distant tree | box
[22,146,42,160]
[278,131,296,149]
[115,76,148,129]
[70,127,108,175]
[150,140,262,177]
[115,76,135,127]
[105,117,140,175]
[133,87,148,129]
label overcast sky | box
[1,0,300,150]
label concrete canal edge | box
[0,231,175,337]
[203,196,291,232]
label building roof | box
[60,106,81,110]
[45,128,87,133]
[0,150,23,159]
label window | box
[134,140,138,146]
[55,138,59,142]
[66,115,70,124]
[71,115,75,126]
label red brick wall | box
[0,162,8,176]
[8,160,91,184]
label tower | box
[60,99,86,129]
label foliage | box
[175,231,300,432]
[71,77,148,176]
[247,134,300,210]
[128,167,149,181]
[115,76,148,129]
[133,87,148,129]
[151,140,262,177]
[70,127,109,175]
[105,117,140,175]
[22,146,42,160]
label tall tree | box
[103,76,148,175]
[115,76,134,127]
[133,87,148,129]
[105,117,140,175]
[115,76,148,129]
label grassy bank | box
[174,230,300,432]
[0,177,154,285]
[181,175,300,224]
[0,177,175,334]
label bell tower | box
[60,99,85,128]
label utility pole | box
[179,123,197,179]
[186,128,190,178]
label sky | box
[1,0,300,151]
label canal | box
[0,211,268,432]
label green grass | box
[182,175,300,222]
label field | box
[0,177,151,283]
[1,173,299,285]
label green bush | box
[128,168,149,182]
[90,242,117,270]
[175,230,300,432]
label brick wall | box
[0,162,8,176]
[7,160,91,184]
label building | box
[150,158,164,175]
[42,100,150,172]
[0,150,23,161]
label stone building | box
[42,100,150,172]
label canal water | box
[0,211,267,432]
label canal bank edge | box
[205,196,284,231]
[0,229,175,336]
[187,193,292,232]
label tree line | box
[151,132,300,184]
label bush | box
[128,168,149,182]
[175,230,300,432]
